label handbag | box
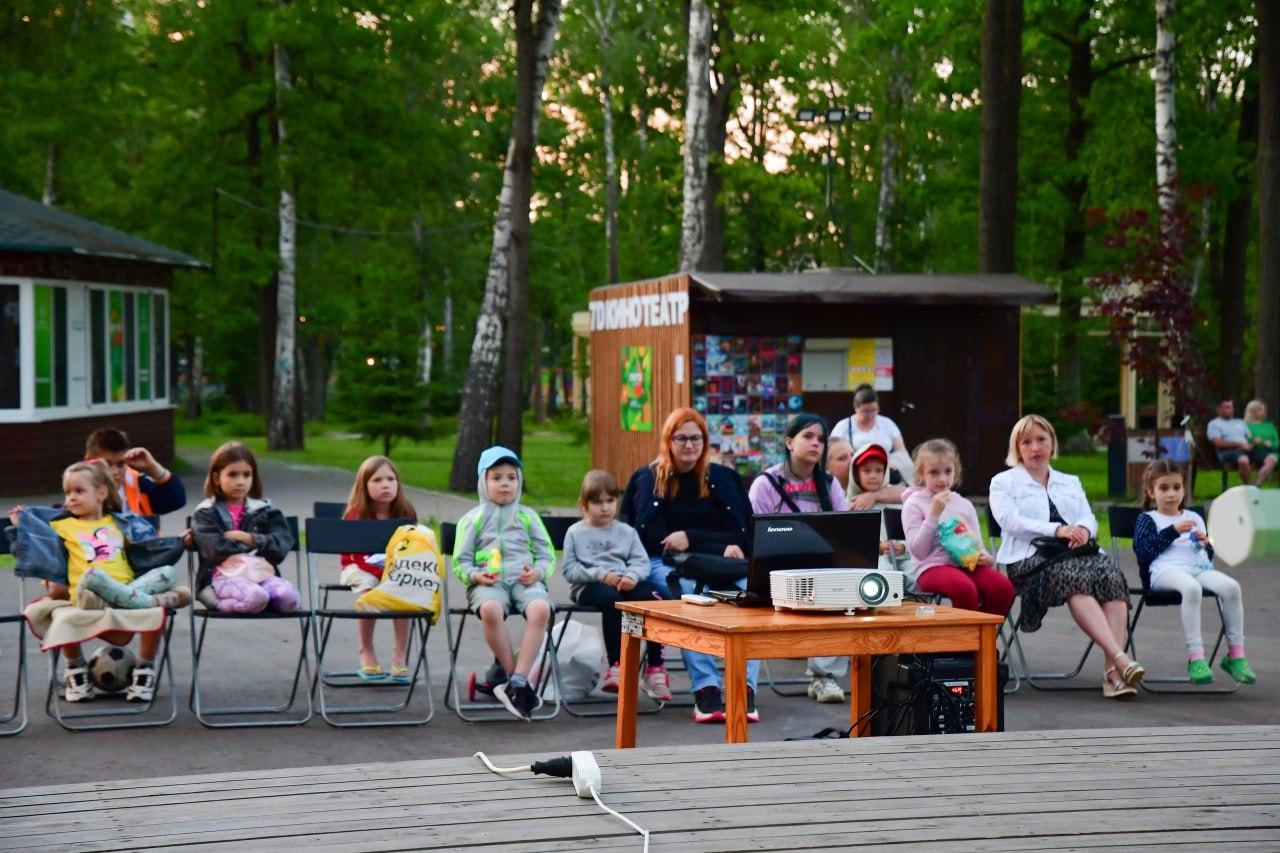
[1016,535,1101,583]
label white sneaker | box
[64,665,93,702]
[125,666,156,703]
[811,676,845,704]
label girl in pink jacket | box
[901,439,1014,616]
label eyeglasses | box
[671,435,704,446]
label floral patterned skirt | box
[1007,549,1127,633]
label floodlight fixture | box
[796,107,818,122]
[826,107,848,124]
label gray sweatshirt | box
[560,520,650,586]
[451,462,555,585]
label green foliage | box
[331,325,430,458]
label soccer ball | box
[88,646,136,693]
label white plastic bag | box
[529,618,605,701]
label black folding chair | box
[989,504,1097,691]
[0,533,28,736]
[305,517,433,726]
[312,501,353,610]
[188,515,313,727]
[1109,505,1236,694]
[440,521,561,722]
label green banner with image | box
[620,345,652,432]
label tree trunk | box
[979,0,1023,273]
[1154,0,1178,229]
[678,0,711,271]
[1220,59,1258,402]
[874,62,909,273]
[530,318,546,424]
[452,0,563,491]
[42,143,60,207]
[413,217,433,385]
[700,11,737,272]
[1257,0,1280,412]
[185,334,202,419]
[443,293,454,375]
[268,38,302,450]
[1055,12,1094,408]
[302,333,330,422]
[593,0,620,283]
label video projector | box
[770,568,905,614]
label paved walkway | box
[2,454,1277,788]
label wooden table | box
[615,600,1005,747]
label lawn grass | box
[178,415,591,508]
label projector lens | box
[859,573,888,605]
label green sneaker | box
[1187,659,1213,684]
[1220,656,1257,685]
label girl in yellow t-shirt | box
[8,461,189,702]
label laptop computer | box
[711,510,883,607]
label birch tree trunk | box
[1220,57,1258,402]
[1154,0,1178,233]
[268,38,302,450]
[1257,0,1280,413]
[413,217,433,385]
[874,64,909,272]
[678,0,711,271]
[451,0,563,490]
[978,0,1023,273]
[42,144,60,207]
[592,0,620,283]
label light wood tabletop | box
[614,599,1005,747]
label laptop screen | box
[747,511,883,597]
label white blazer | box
[988,465,1098,565]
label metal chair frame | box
[0,613,26,736]
[188,516,314,727]
[439,522,561,722]
[1108,505,1236,695]
[305,516,435,727]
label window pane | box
[91,290,105,404]
[138,293,151,399]
[124,292,136,401]
[110,291,124,401]
[0,285,18,408]
[34,285,52,407]
[53,286,67,406]
[154,293,167,398]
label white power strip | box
[571,751,602,798]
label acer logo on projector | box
[766,526,793,533]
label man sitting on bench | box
[1207,398,1277,487]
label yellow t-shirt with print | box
[49,516,133,599]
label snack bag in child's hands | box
[474,548,502,579]
[355,524,443,620]
[214,553,276,583]
[938,518,982,571]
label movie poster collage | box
[692,335,804,479]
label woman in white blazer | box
[989,414,1143,699]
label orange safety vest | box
[122,467,153,516]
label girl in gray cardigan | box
[561,470,671,700]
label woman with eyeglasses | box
[621,407,756,724]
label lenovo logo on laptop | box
[766,526,793,533]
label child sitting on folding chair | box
[191,442,298,614]
[1134,460,1255,685]
[339,455,419,683]
[561,469,671,701]
[451,446,555,722]
[7,460,189,703]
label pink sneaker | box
[600,663,621,693]
[642,664,672,701]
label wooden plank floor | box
[2,726,1277,851]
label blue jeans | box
[649,557,760,693]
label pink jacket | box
[900,486,991,581]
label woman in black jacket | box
[621,407,757,724]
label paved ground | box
[2,454,1277,786]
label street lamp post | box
[796,106,874,210]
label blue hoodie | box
[451,446,555,585]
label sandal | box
[388,664,412,685]
[1112,652,1145,687]
[1102,668,1137,699]
[358,664,387,682]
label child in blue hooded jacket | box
[451,446,555,721]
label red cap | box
[852,444,888,468]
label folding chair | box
[988,504,1096,691]
[188,516,313,727]
[312,501,352,611]
[1109,505,1236,694]
[440,522,561,721]
[306,517,435,726]
[0,535,28,736]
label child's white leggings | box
[1150,568,1244,656]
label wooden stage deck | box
[2,726,1277,851]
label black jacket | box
[621,462,751,559]
[190,497,294,589]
